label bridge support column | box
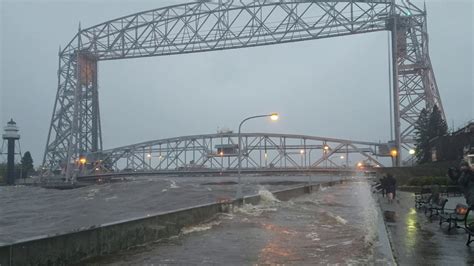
[391,15,401,167]
[65,52,101,180]
[390,11,445,165]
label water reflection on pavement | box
[380,192,474,265]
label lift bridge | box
[78,133,387,177]
[42,0,445,180]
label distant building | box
[429,121,474,162]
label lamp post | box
[147,153,152,170]
[323,144,330,168]
[237,113,278,199]
[300,149,305,168]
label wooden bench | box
[438,204,474,246]
[439,203,469,231]
[415,187,432,209]
[463,206,474,246]
[424,197,448,219]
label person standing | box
[386,174,397,204]
[448,161,474,206]
[379,175,387,197]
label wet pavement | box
[377,191,474,265]
[91,181,394,265]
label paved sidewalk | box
[377,191,474,265]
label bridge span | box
[73,132,389,178]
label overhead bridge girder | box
[42,0,445,180]
[80,133,387,175]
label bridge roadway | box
[75,167,376,182]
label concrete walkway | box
[377,191,474,265]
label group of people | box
[372,158,473,206]
[376,174,397,204]
[448,160,474,207]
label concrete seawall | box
[0,181,340,265]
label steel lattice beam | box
[43,0,445,179]
[81,132,386,175]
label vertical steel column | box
[65,52,81,181]
[391,14,401,167]
[91,58,100,153]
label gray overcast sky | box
[1,0,473,166]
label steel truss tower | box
[43,0,445,179]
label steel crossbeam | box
[78,132,385,175]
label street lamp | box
[323,145,330,168]
[237,113,279,199]
[390,149,398,157]
[147,153,152,170]
[300,149,305,167]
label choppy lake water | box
[0,174,346,244]
[92,180,391,265]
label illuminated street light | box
[409,149,415,155]
[79,157,87,165]
[270,113,279,121]
[340,155,345,159]
[300,149,305,154]
[237,113,279,199]
[323,145,330,168]
[146,153,152,170]
[390,149,398,157]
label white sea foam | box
[84,188,100,200]
[236,187,280,216]
[169,180,180,189]
[181,220,221,235]
[220,213,234,220]
[356,183,379,245]
[325,211,348,225]
[334,215,348,225]
[236,204,278,217]
[258,187,280,204]
[104,195,117,201]
[305,232,320,241]
[88,188,99,194]
[341,240,353,245]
